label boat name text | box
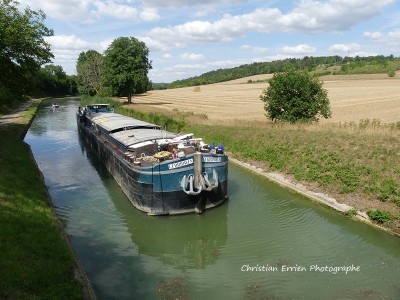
[168,159,194,169]
[203,157,222,163]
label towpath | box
[0,99,36,126]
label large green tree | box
[260,64,331,123]
[102,37,152,103]
[0,0,53,104]
[76,50,103,96]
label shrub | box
[367,209,393,224]
[387,68,396,77]
[344,208,357,218]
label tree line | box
[163,55,400,89]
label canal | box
[25,98,400,299]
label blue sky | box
[18,0,400,82]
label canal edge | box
[26,144,97,299]
[13,99,97,300]
[229,157,400,238]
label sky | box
[18,0,400,83]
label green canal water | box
[25,98,400,299]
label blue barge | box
[77,104,228,215]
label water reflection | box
[28,97,78,136]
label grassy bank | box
[185,121,400,231]
[0,101,87,299]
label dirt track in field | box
[129,73,400,124]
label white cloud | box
[280,44,316,55]
[173,64,208,70]
[162,53,173,59]
[140,37,169,52]
[19,0,95,22]
[180,53,205,61]
[139,7,160,21]
[45,35,90,50]
[147,10,276,45]
[142,0,241,9]
[146,1,394,50]
[98,39,114,52]
[327,43,373,57]
[208,58,255,68]
[328,43,362,54]
[241,45,269,53]
[364,29,400,41]
[363,29,400,51]
[140,36,185,53]
[92,1,139,20]
[388,29,400,39]
[282,0,395,32]
[18,0,160,22]
[44,35,110,74]
[363,31,385,40]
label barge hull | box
[78,120,227,215]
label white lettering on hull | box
[203,157,221,163]
[168,159,193,170]
[167,157,222,170]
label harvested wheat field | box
[128,73,400,125]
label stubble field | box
[130,73,400,125]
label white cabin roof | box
[110,128,177,148]
[91,113,161,133]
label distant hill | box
[151,55,400,90]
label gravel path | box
[0,100,35,126]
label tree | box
[0,0,53,104]
[35,65,68,96]
[260,64,331,123]
[102,37,152,103]
[76,50,103,96]
[66,75,78,95]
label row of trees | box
[32,65,78,97]
[76,37,152,104]
[166,55,399,89]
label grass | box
[184,120,400,229]
[0,101,86,299]
[344,208,358,218]
[367,209,394,224]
